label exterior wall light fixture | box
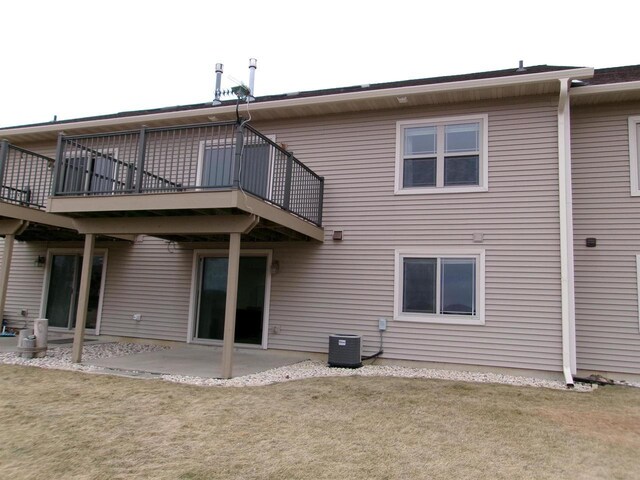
[270,260,280,275]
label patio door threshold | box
[189,338,264,350]
[49,326,97,336]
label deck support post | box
[221,232,241,379]
[0,234,16,323]
[72,233,95,363]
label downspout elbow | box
[564,367,575,388]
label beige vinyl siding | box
[1,237,194,340]
[2,241,51,328]
[258,96,564,371]
[96,237,193,340]
[1,96,564,372]
[571,101,640,375]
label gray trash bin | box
[22,335,36,359]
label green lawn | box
[0,365,639,479]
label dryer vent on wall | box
[328,334,362,368]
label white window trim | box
[628,116,640,196]
[636,255,640,332]
[395,114,489,195]
[187,248,273,349]
[394,248,485,325]
[39,248,108,335]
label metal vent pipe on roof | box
[213,63,224,106]
[516,60,526,72]
[248,58,257,102]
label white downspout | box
[557,78,577,387]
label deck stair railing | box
[0,140,54,209]
[53,121,324,226]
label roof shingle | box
[8,63,640,130]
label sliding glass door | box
[195,255,268,345]
[45,253,105,331]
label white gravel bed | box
[0,342,168,374]
[3,342,637,391]
[161,360,596,391]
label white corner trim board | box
[629,116,640,196]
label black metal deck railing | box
[53,121,324,226]
[0,140,54,209]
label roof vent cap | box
[516,60,527,72]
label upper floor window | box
[628,116,640,196]
[395,114,488,194]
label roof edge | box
[1,67,595,137]
[570,80,640,96]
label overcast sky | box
[1,0,638,128]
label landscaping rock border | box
[2,342,636,391]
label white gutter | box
[570,80,640,96]
[557,78,577,387]
[0,68,595,137]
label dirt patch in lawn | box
[540,402,640,448]
[1,365,639,480]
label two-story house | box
[1,63,639,383]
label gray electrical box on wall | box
[378,318,387,331]
[328,334,362,368]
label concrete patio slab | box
[85,344,314,378]
[0,335,18,352]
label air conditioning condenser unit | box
[328,334,362,368]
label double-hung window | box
[396,114,488,193]
[629,116,640,196]
[394,249,485,325]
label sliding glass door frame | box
[188,249,273,349]
[39,248,108,335]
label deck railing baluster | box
[42,121,324,225]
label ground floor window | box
[394,249,485,325]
